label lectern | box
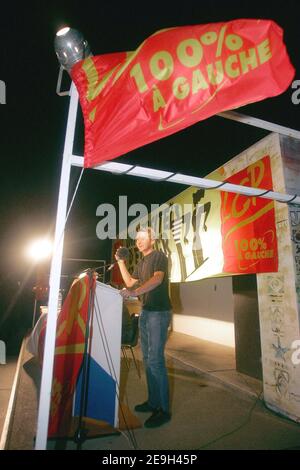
[37,274,123,439]
[74,280,122,428]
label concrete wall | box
[256,135,300,422]
[171,276,235,347]
[170,133,300,423]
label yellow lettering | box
[89,107,97,122]
[177,38,203,67]
[232,177,251,218]
[222,192,231,222]
[200,31,217,46]
[130,62,149,93]
[247,159,265,206]
[239,48,258,74]
[152,85,166,112]
[192,69,209,93]
[225,54,240,78]
[82,57,118,102]
[173,76,190,100]
[225,34,243,51]
[206,61,224,85]
[257,38,272,64]
[150,51,174,81]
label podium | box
[73,280,122,428]
[36,274,129,439]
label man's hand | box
[120,288,136,299]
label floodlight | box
[54,27,91,72]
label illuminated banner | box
[71,19,294,167]
[221,156,278,273]
[115,156,278,282]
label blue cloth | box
[139,309,171,413]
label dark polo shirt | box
[132,250,171,311]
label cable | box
[275,194,298,204]
[94,297,138,450]
[93,295,139,450]
[65,167,84,226]
[198,390,263,449]
[207,181,227,190]
[50,167,85,265]
[160,172,176,182]
[287,194,298,204]
[121,165,136,175]
[166,351,265,449]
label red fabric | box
[221,155,278,273]
[110,240,125,287]
[71,19,295,168]
[38,274,95,437]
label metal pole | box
[35,82,79,449]
[32,299,38,328]
[71,155,300,206]
[218,111,300,140]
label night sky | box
[0,0,299,352]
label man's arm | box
[117,259,138,288]
[121,271,164,299]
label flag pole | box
[35,82,79,449]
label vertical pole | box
[35,82,79,449]
[32,298,38,328]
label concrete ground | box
[2,332,300,450]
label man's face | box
[135,231,153,253]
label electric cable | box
[93,294,139,450]
[198,390,263,449]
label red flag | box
[71,19,295,168]
[38,274,95,437]
[220,155,278,274]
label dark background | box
[0,0,299,353]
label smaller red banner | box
[38,274,95,437]
[221,155,278,274]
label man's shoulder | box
[152,250,168,263]
[154,249,167,257]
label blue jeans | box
[139,309,171,413]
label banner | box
[71,19,295,168]
[115,156,278,282]
[38,274,95,437]
[221,155,278,273]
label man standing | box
[116,227,172,428]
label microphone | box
[107,246,129,271]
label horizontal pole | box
[217,111,300,140]
[71,155,300,206]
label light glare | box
[26,238,53,262]
[56,27,70,37]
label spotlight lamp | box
[54,27,92,72]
